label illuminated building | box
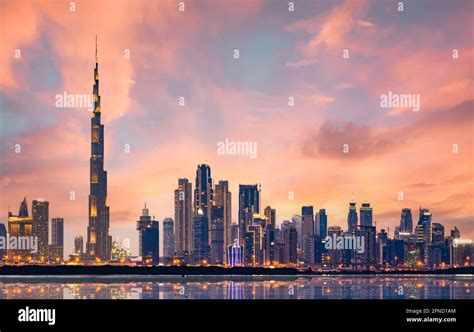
[86,37,112,262]
[174,178,193,256]
[74,236,84,255]
[451,239,472,267]
[162,218,175,264]
[194,164,213,236]
[248,221,263,265]
[50,217,64,262]
[214,180,231,260]
[326,226,343,265]
[136,205,159,265]
[238,184,260,244]
[210,206,224,264]
[32,199,49,261]
[264,224,276,265]
[347,201,358,234]
[264,206,276,229]
[315,209,328,264]
[111,240,132,262]
[227,239,244,267]
[7,198,34,261]
[416,207,432,265]
[193,209,209,264]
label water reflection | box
[0,276,472,300]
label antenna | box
[95,35,98,62]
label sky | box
[0,0,473,257]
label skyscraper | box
[416,207,432,265]
[0,223,6,261]
[359,202,373,227]
[141,220,159,265]
[51,217,64,246]
[214,180,232,260]
[86,37,112,262]
[32,199,49,261]
[193,208,209,264]
[347,201,358,233]
[7,198,33,261]
[400,208,413,233]
[174,178,193,256]
[194,164,213,234]
[264,206,276,229]
[283,223,298,264]
[50,217,64,262]
[315,209,328,239]
[210,206,224,264]
[301,206,314,264]
[136,204,152,255]
[238,184,260,243]
[162,217,175,264]
[74,236,84,255]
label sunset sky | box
[1,0,473,256]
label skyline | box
[1,0,473,257]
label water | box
[0,275,473,300]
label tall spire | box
[95,35,98,63]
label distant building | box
[451,239,472,267]
[32,199,49,261]
[136,204,159,265]
[238,184,260,244]
[359,202,373,227]
[174,178,193,256]
[7,197,34,262]
[264,206,276,229]
[0,223,6,261]
[74,236,84,255]
[264,225,276,265]
[210,206,224,264]
[193,209,209,264]
[162,218,175,264]
[301,206,314,264]
[214,180,232,260]
[400,208,413,233]
[50,217,64,262]
[347,201,358,234]
[283,223,298,264]
[416,208,432,265]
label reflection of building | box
[162,218,174,264]
[7,197,34,261]
[32,199,49,261]
[174,178,193,256]
[227,239,244,267]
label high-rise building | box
[416,207,432,265]
[291,214,303,250]
[162,218,175,263]
[238,184,260,243]
[174,178,193,255]
[210,206,224,264]
[32,199,49,261]
[141,221,159,265]
[451,239,472,267]
[86,38,112,262]
[51,217,64,246]
[264,206,276,229]
[283,223,298,264]
[214,180,231,260]
[359,202,373,227]
[50,217,64,262]
[7,198,34,262]
[301,206,314,264]
[136,203,152,255]
[193,209,209,264]
[74,236,84,255]
[315,209,328,239]
[194,164,213,234]
[400,208,413,233]
[431,223,445,246]
[231,223,239,242]
[264,224,276,265]
[347,201,358,233]
[248,217,264,265]
[0,223,6,261]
